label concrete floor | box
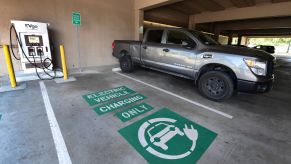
[0,58,291,164]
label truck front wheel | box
[198,71,234,101]
[120,55,134,73]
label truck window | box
[146,30,164,44]
[167,30,196,47]
[190,30,219,45]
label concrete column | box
[134,9,144,40]
[134,0,183,40]
[213,28,220,41]
[237,35,242,45]
[188,15,196,30]
[227,34,233,45]
[287,44,290,53]
[241,36,248,45]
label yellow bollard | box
[3,45,16,88]
[60,45,68,80]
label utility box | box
[11,20,53,73]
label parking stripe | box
[39,81,72,164]
[113,71,233,119]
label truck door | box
[160,29,197,77]
[141,30,165,68]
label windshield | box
[190,30,220,46]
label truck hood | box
[205,45,275,61]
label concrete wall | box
[0,0,134,76]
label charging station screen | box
[28,36,40,44]
[25,35,43,46]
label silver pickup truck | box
[112,28,275,101]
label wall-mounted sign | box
[72,12,81,26]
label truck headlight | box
[244,58,267,76]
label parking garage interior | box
[143,1,291,56]
[1,0,291,164]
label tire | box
[198,71,234,101]
[119,55,134,73]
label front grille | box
[267,60,274,77]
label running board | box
[140,65,193,80]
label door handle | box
[203,54,212,59]
[163,48,170,52]
[143,46,147,49]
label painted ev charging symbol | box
[148,122,184,150]
[138,118,198,160]
[119,109,217,163]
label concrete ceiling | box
[196,16,291,36]
[144,0,291,27]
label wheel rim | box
[203,77,227,98]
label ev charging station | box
[11,20,53,73]
[1,20,70,92]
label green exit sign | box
[72,12,81,26]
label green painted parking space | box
[94,94,147,115]
[115,103,153,122]
[119,108,217,164]
[83,86,136,106]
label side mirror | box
[182,41,188,46]
[182,41,195,49]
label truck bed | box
[113,40,142,63]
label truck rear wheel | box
[198,71,234,101]
[120,55,134,73]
